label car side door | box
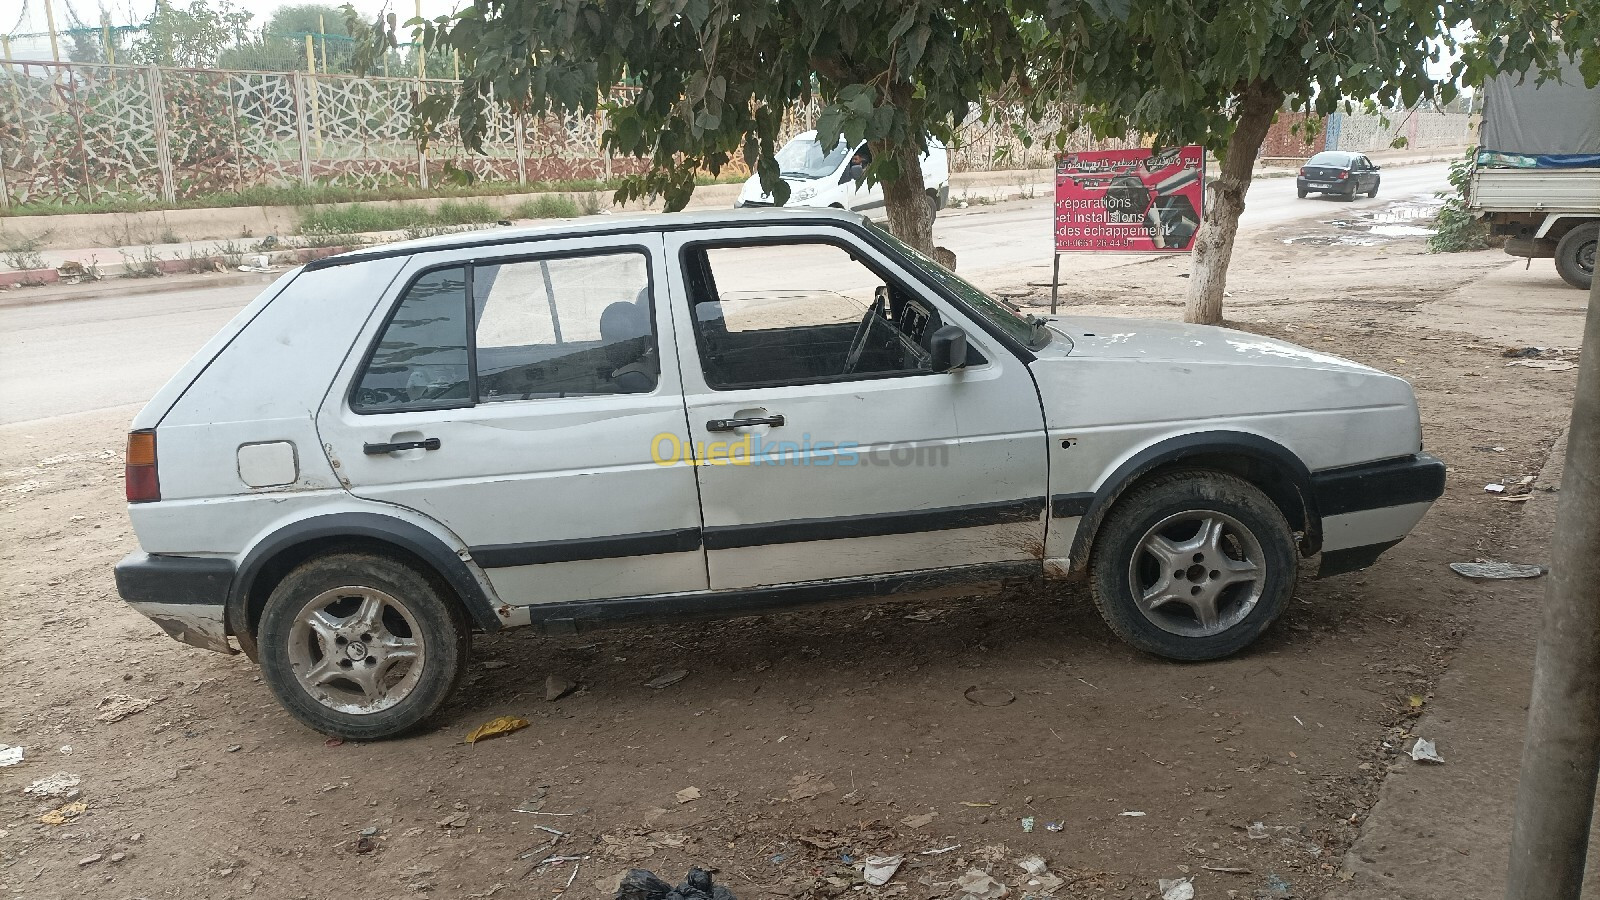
[662,221,1049,591]
[315,232,708,610]
[1353,155,1374,191]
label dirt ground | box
[0,206,1587,900]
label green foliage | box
[129,0,254,68]
[1040,0,1597,159]
[399,0,1057,240]
[297,198,502,234]
[1429,151,1490,254]
[511,195,582,219]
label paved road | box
[0,163,1448,426]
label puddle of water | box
[1282,234,1389,246]
[1299,199,1439,245]
[1369,223,1434,237]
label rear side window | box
[352,267,471,413]
[351,252,655,413]
[473,253,655,401]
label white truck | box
[1469,57,1600,290]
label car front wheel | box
[1089,470,1298,660]
[258,553,469,740]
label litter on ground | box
[1159,876,1195,900]
[1449,562,1547,580]
[464,715,530,744]
[862,854,903,886]
[1410,737,1445,764]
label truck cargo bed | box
[1469,168,1600,214]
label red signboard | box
[1054,146,1205,253]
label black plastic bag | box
[615,867,736,900]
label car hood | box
[740,175,822,204]
[1037,315,1378,374]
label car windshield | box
[1307,152,1353,168]
[866,222,1053,351]
[775,136,852,180]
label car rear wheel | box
[1089,470,1298,660]
[1297,186,1308,199]
[1555,222,1597,291]
[258,553,469,740]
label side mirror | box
[929,325,968,373]
[1371,164,1382,170]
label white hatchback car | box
[116,208,1444,739]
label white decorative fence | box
[0,58,1152,208]
[0,60,649,207]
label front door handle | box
[363,437,442,455]
[706,415,785,432]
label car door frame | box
[313,230,711,614]
[660,218,1051,591]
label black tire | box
[1297,187,1308,199]
[1088,470,1298,661]
[258,553,470,740]
[1555,222,1597,291]
[1341,184,1358,202]
[1367,178,1379,198]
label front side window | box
[866,222,1050,350]
[351,251,655,413]
[685,241,980,389]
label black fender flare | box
[1061,431,1322,577]
[225,512,502,654]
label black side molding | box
[115,552,235,606]
[472,528,702,568]
[1311,453,1446,516]
[521,561,1041,631]
[701,497,1046,550]
[1050,493,1093,518]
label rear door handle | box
[706,415,785,432]
[363,437,442,455]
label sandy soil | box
[0,209,1586,900]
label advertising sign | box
[1054,146,1205,253]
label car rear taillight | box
[125,430,160,503]
[1337,171,1349,179]
[1298,167,1307,176]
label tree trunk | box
[1184,82,1280,325]
[875,138,935,256]
[1503,272,1600,900]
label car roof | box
[304,206,870,270]
[1309,150,1356,161]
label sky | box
[5,0,463,59]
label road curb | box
[0,270,277,310]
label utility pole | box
[415,0,425,81]
[318,14,328,74]
[1503,272,1600,896]
[42,0,62,62]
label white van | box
[735,131,951,215]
